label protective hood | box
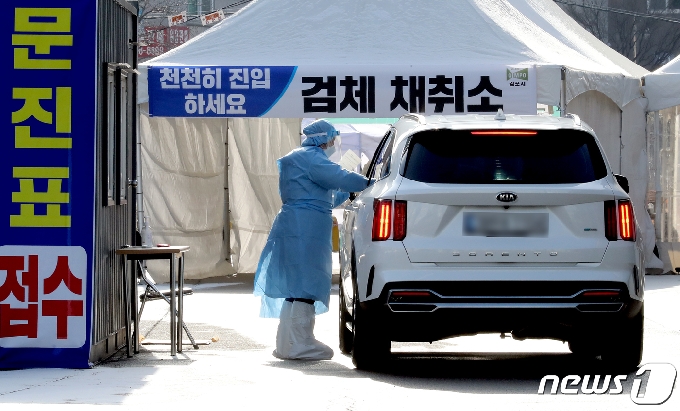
[301,119,339,147]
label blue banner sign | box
[148,65,297,117]
[1,1,96,368]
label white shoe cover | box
[275,301,333,360]
[272,300,294,359]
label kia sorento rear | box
[339,114,643,371]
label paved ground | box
[1,274,679,410]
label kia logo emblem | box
[496,192,518,202]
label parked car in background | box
[338,112,645,370]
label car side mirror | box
[349,192,357,201]
[614,174,629,194]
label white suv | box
[338,112,644,370]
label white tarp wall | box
[139,104,230,281]
[644,54,680,272]
[139,106,299,280]
[621,98,663,270]
[228,118,300,274]
[567,93,662,271]
[620,98,662,272]
[646,107,680,273]
[567,91,622,173]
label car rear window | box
[402,129,608,184]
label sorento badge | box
[496,192,518,202]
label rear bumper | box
[361,280,642,342]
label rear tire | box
[601,305,644,371]
[351,280,390,370]
[568,337,598,358]
[339,283,353,354]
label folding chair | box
[137,260,200,349]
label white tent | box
[138,0,661,280]
[645,54,680,112]
[643,54,680,273]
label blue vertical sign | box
[0,1,96,368]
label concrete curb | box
[187,272,341,285]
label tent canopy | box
[644,53,680,112]
[137,0,663,278]
[139,0,647,110]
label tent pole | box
[224,118,231,265]
[653,111,662,242]
[619,110,623,174]
[136,104,144,236]
[560,66,567,117]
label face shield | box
[323,136,340,158]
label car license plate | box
[463,212,548,237]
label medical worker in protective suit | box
[254,119,368,360]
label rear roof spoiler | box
[400,113,427,125]
[564,113,582,127]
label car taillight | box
[604,200,617,241]
[372,199,392,241]
[470,130,537,136]
[581,290,621,298]
[618,200,635,241]
[393,201,407,241]
[391,291,432,298]
[604,199,635,242]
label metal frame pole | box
[224,119,231,265]
[560,66,567,117]
[178,253,184,352]
[170,254,176,356]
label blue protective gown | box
[254,143,368,318]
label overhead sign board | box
[148,65,537,117]
[138,26,190,60]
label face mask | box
[323,145,337,158]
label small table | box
[116,246,190,356]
